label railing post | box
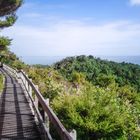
[16,70,20,79]
[34,85,39,123]
[45,98,50,129]
[70,130,77,140]
[22,72,26,85]
[25,74,29,91]
[34,85,39,109]
[28,79,32,97]
[28,79,35,115]
[40,98,50,140]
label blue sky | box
[2,0,140,62]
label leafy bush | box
[0,37,11,51]
[11,60,25,70]
[52,83,140,140]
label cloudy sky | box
[2,0,140,63]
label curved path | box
[0,68,42,140]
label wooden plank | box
[0,68,42,140]
[3,64,76,140]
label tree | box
[0,0,23,51]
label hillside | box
[54,55,140,92]
[23,55,140,140]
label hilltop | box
[54,55,140,92]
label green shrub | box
[52,83,140,140]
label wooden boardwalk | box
[0,68,41,140]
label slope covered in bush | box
[26,56,140,140]
[54,55,140,92]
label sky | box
[2,0,140,63]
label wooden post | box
[28,79,32,97]
[35,95,39,109]
[28,79,35,115]
[22,71,26,85]
[25,74,29,91]
[45,98,50,129]
[16,70,20,79]
[34,85,39,109]
[70,129,77,140]
[20,72,24,84]
[25,79,27,90]
[22,73,26,85]
[41,99,50,140]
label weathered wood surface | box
[2,64,77,140]
[0,68,41,140]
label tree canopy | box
[0,0,22,16]
[0,0,23,52]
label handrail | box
[3,64,76,140]
[21,71,74,140]
[3,64,19,79]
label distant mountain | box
[100,56,140,65]
[21,55,140,65]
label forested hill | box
[54,55,140,92]
[8,55,140,139]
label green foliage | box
[96,74,116,88]
[52,83,140,140]
[0,51,26,70]
[0,14,17,28]
[54,55,140,92]
[0,37,11,50]
[0,74,4,92]
[26,67,65,100]
[11,59,25,70]
[26,55,140,139]
[71,71,86,84]
[0,0,23,53]
[0,0,23,17]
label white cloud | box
[2,20,140,58]
[130,0,140,5]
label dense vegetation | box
[25,55,140,140]
[54,55,140,92]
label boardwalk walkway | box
[0,68,41,140]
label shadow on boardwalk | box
[0,68,41,140]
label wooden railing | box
[3,64,76,140]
